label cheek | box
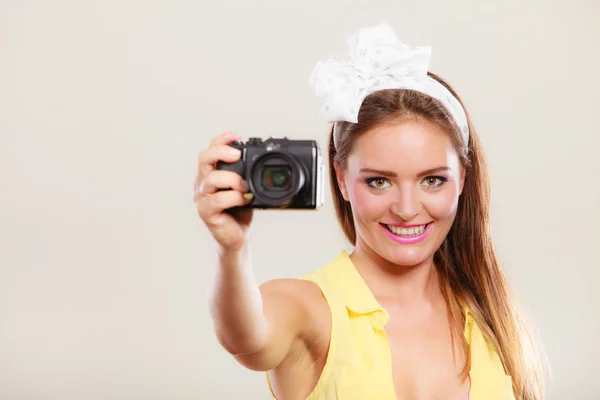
[425,183,461,220]
[348,182,390,220]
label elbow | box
[215,329,268,357]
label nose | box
[390,185,421,221]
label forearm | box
[209,244,269,355]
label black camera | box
[216,137,324,210]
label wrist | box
[217,242,250,270]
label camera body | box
[216,137,324,210]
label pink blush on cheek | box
[348,182,391,220]
[422,186,460,221]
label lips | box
[384,223,428,237]
[380,222,432,244]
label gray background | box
[1,0,598,398]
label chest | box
[383,307,470,400]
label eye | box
[421,176,447,189]
[366,177,391,190]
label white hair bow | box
[309,23,469,148]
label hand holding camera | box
[194,131,254,251]
[216,135,324,210]
[194,131,324,251]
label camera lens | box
[262,166,291,190]
[250,153,305,206]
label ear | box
[458,166,466,196]
[334,160,350,202]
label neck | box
[350,240,442,307]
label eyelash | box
[421,176,448,189]
[365,176,449,190]
[365,177,391,190]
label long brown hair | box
[328,72,546,400]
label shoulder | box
[259,278,328,311]
[259,278,331,337]
[260,251,351,337]
[259,278,333,395]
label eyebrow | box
[359,166,451,178]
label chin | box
[383,246,431,268]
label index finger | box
[210,131,242,147]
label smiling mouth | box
[382,223,430,237]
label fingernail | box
[243,192,254,201]
[241,180,249,190]
[229,147,241,156]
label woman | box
[195,24,545,400]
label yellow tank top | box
[266,251,515,400]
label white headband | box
[309,23,470,149]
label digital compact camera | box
[216,137,324,210]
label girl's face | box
[336,119,465,268]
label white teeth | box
[386,224,427,237]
